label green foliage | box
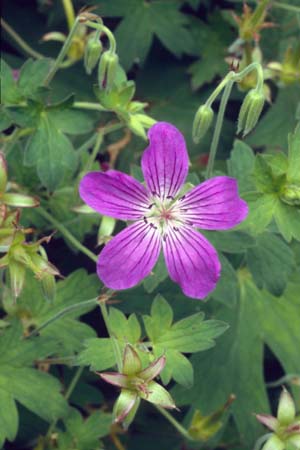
[1,1,300,449]
[56,408,112,450]
[96,0,195,70]
[143,295,228,387]
[0,321,68,447]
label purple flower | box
[79,122,248,299]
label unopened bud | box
[0,152,8,194]
[98,51,118,91]
[280,184,300,206]
[261,434,285,450]
[40,273,56,302]
[192,105,214,144]
[237,89,265,136]
[9,260,26,299]
[84,35,102,75]
[277,387,296,425]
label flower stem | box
[46,366,85,440]
[99,298,123,371]
[205,79,234,179]
[272,1,300,13]
[61,0,76,30]
[44,16,81,86]
[1,18,44,59]
[26,298,98,338]
[37,207,98,263]
[84,131,103,172]
[73,101,108,112]
[86,21,117,53]
[155,405,194,441]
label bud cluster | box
[0,152,59,300]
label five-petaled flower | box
[79,122,248,299]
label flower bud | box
[280,184,300,206]
[0,152,8,194]
[98,51,119,91]
[261,434,285,450]
[277,387,296,425]
[84,35,102,75]
[192,104,214,144]
[237,89,265,137]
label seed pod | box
[192,104,214,144]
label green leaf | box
[109,308,141,343]
[0,388,18,447]
[0,59,22,104]
[242,194,277,235]
[99,0,194,70]
[57,408,112,450]
[17,58,51,99]
[143,296,228,387]
[47,108,95,135]
[0,321,68,446]
[247,86,300,149]
[274,200,300,242]
[287,123,300,184]
[5,270,100,355]
[246,233,295,295]
[227,140,256,194]
[24,112,77,190]
[188,15,234,89]
[254,154,277,193]
[77,338,116,371]
[211,253,239,307]
[143,254,168,293]
[203,230,256,254]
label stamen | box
[163,234,168,241]
[150,223,158,229]
[148,203,155,209]
[173,227,179,231]
[143,216,148,224]
[166,195,174,200]
[179,195,186,201]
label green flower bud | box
[261,434,285,450]
[113,390,140,427]
[84,35,102,75]
[192,104,214,144]
[98,51,119,91]
[237,89,265,137]
[280,184,300,206]
[277,387,296,425]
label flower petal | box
[163,226,221,299]
[141,122,189,200]
[179,176,248,230]
[97,221,161,290]
[79,170,150,220]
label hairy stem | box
[1,18,44,59]
[99,299,123,371]
[73,101,108,112]
[37,207,98,263]
[155,405,193,441]
[44,16,81,86]
[61,0,76,30]
[26,298,98,338]
[206,79,234,178]
[273,1,300,13]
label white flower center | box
[144,196,187,239]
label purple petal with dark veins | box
[179,176,248,230]
[162,226,221,299]
[79,170,150,220]
[141,122,189,200]
[97,220,161,289]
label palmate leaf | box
[4,270,100,355]
[173,275,300,449]
[0,321,68,447]
[56,408,112,450]
[143,295,228,387]
[95,0,195,70]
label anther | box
[179,195,186,201]
[166,195,174,200]
[143,216,148,224]
[163,234,168,241]
[173,227,179,231]
[150,223,158,229]
[148,203,154,209]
